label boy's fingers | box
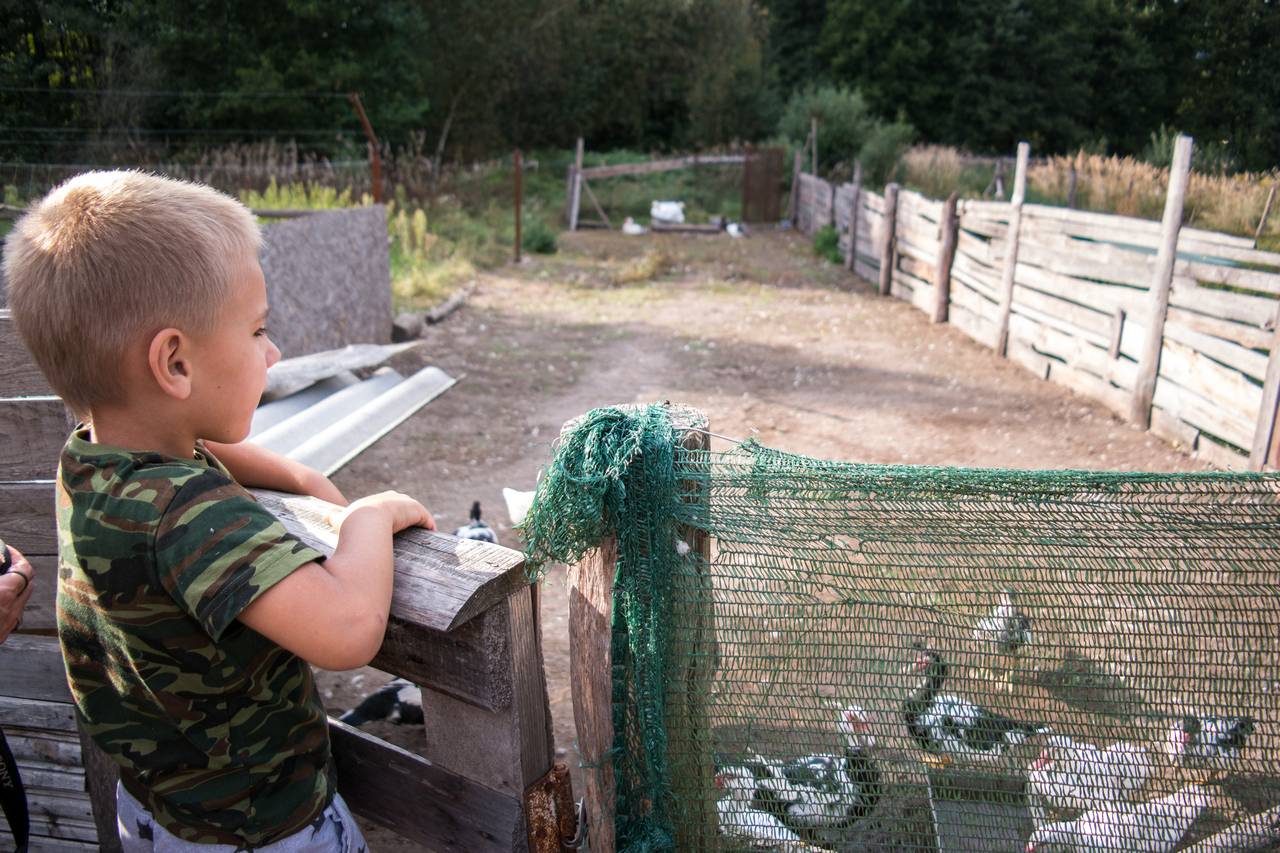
[325,506,346,532]
[419,510,437,531]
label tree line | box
[1,0,1276,172]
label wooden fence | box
[800,155,1280,472]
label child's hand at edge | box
[327,492,436,535]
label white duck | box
[973,589,1033,654]
[650,200,686,223]
[1028,735,1152,819]
[502,487,536,527]
[904,647,1050,765]
[1165,712,1254,775]
[1025,784,1210,853]
[622,216,647,236]
[717,766,806,845]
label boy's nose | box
[265,337,281,368]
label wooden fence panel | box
[851,190,886,282]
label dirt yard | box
[314,226,1211,851]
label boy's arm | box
[236,491,435,671]
[204,439,348,506]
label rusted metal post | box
[349,93,382,204]
[1130,135,1192,430]
[514,148,523,263]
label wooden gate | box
[741,147,783,223]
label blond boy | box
[4,171,434,853]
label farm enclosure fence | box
[533,404,1280,853]
[794,167,1280,474]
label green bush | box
[813,224,843,264]
[777,86,915,187]
[522,215,559,254]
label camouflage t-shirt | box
[56,429,334,847]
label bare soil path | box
[315,227,1209,851]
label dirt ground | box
[313,226,1212,851]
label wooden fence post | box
[844,161,862,271]
[568,137,584,232]
[788,149,803,223]
[564,405,712,853]
[1130,135,1193,430]
[514,149,522,263]
[878,183,900,297]
[811,117,818,176]
[932,191,960,324]
[993,142,1030,357]
[1249,319,1280,470]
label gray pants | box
[117,783,369,853]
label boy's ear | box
[148,328,193,400]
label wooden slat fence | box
[795,172,1280,471]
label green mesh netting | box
[524,404,1280,853]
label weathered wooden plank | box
[1047,359,1133,418]
[1193,434,1251,469]
[0,696,77,733]
[507,584,553,790]
[1251,323,1280,470]
[250,489,528,632]
[1166,306,1276,351]
[0,635,73,703]
[578,154,744,181]
[0,480,56,555]
[0,310,54,397]
[1163,321,1270,381]
[6,732,82,768]
[859,190,885,215]
[1016,238,1155,289]
[1151,407,1200,450]
[1008,337,1050,380]
[0,397,74,480]
[1153,376,1256,452]
[369,606,512,712]
[10,761,89,795]
[1158,340,1262,442]
[1011,279,1116,341]
[1170,278,1278,328]
[262,341,422,401]
[18,554,57,631]
[0,836,96,853]
[1011,258,1149,317]
[948,301,999,350]
[1009,314,1139,391]
[1181,258,1280,297]
[330,718,524,853]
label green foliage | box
[813,224,843,264]
[522,215,559,255]
[777,86,914,185]
[1142,125,1237,174]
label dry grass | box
[898,145,1280,240]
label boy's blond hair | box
[3,170,262,419]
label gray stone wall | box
[259,205,391,358]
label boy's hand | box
[0,545,35,643]
[327,492,436,535]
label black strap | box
[0,727,29,853]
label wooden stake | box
[993,142,1030,356]
[811,116,818,176]
[349,93,382,204]
[1067,166,1078,210]
[932,191,959,324]
[788,149,802,223]
[1249,318,1280,470]
[1109,309,1126,360]
[514,149,522,263]
[845,160,862,271]
[1256,185,1276,240]
[580,178,612,229]
[878,183,900,297]
[1130,135,1193,429]
[568,137,584,232]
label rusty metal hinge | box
[524,763,583,853]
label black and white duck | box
[454,501,498,543]
[337,678,424,727]
[1164,712,1254,777]
[716,766,806,845]
[903,647,1050,765]
[749,705,881,832]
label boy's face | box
[188,256,280,444]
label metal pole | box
[349,93,382,204]
[514,149,522,263]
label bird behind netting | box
[973,589,1033,654]
[337,678,424,727]
[454,501,497,543]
